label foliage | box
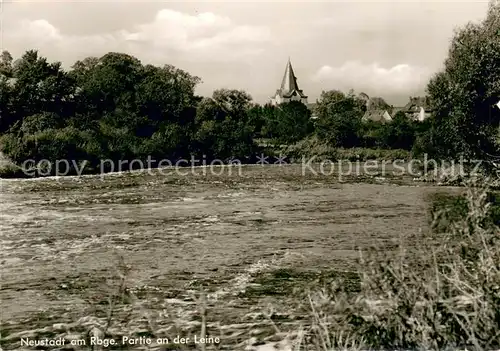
[193,89,257,160]
[1,0,499,178]
[0,162,25,178]
[285,135,411,161]
[246,104,268,138]
[284,134,337,160]
[424,1,500,159]
[378,111,418,150]
[292,180,500,350]
[314,90,366,147]
[260,101,313,144]
[430,190,500,231]
[0,51,259,173]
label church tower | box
[270,58,308,106]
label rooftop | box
[274,59,307,99]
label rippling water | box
[0,165,457,350]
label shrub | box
[0,163,28,178]
[285,136,411,162]
[430,190,500,231]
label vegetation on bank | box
[0,51,421,179]
[289,181,500,350]
[283,135,412,162]
[1,2,499,178]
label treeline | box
[0,51,259,172]
[0,50,422,173]
[0,2,499,176]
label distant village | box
[270,59,432,123]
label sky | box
[0,0,491,105]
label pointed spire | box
[270,58,307,104]
[280,58,301,96]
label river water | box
[0,165,456,350]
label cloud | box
[20,19,62,41]
[5,9,271,64]
[312,61,433,96]
[122,9,270,54]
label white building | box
[270,59,308,106]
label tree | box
[1,50,276,174]
[246,103,267,138]
[69,53,202,159]
[314,90,366,147]
[194,89,256,159]
[379,111,416,150]
[266,101,312,144]
[0,50,13,77]
[75,52,143,115]
[0,74,14,132]
[18,112,63,135]
[70,56,99,85]
[257,104,278,139]
[1,50,76,133]
[425,0,500,159]
[211,89,253,122]
[136,64,201,125]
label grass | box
[283,178,500,350]
[430,189,500,231]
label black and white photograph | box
[1,0,500,350]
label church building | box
[270,59,308,106]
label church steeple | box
[271,58,308,105]
[280,58,301,95]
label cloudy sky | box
[1,0,490,105]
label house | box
[361,95,392,123]
[362,109,392,123]
[270,58,308,106]
[400,96,432,121]
[361,94,433,123]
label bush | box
[1,126,98,175]
[335,148,411,161]
[285,135,411,162]
[430,190,500,232]
[284,135,337,161]
[0,163,28,178]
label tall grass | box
[292,179,500,350]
